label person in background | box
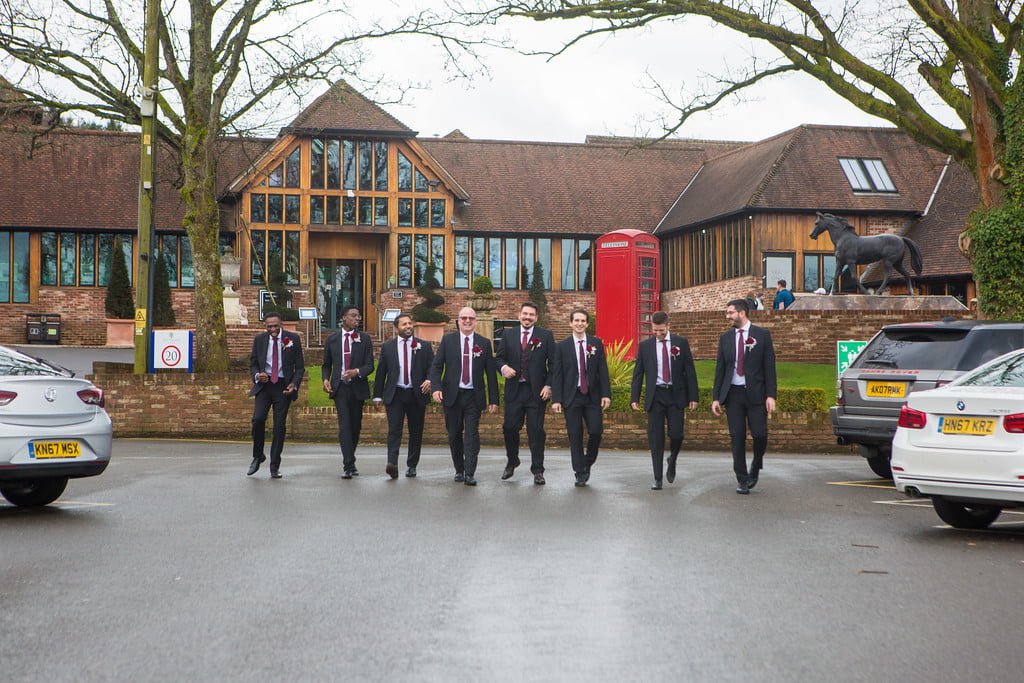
[773,280,795,310]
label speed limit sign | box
[150,330,194,372]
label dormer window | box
[839,158,896,192]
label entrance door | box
[316,259,365,331]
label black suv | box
[831,320,1024,478]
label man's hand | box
[256,372,269,383]
[711,400,723,417]
[688,401,698,410]
[432,390,443,403]
[341,368,359,381]
[283,383,296,395]
[501,365,517,379]
[540,385,552,401]
[630,402,641,411]
[322,378,332,392]
[766,397,776,415]
[600,397,611,410]
[551,402,562,414]
[419,379,432,394]
[487,404,498,414]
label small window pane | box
[415,199,429,228]
[250,194,266,223]
[285,147,301,188]
[431,199,446,228]
[359,141,372,190]
[839,158,871,191]
[342,140,355,190]
[327,139,341,189]
[472,238,486,281]
[267,231,284,275]
[343,197,356,225]
[374,198,388,226]
[181,236,194,288]
[41,232,57,286]
[310,138,324,189]
[522,240,534,289]
[488,237,502,286]
[398,235,412,287]
[578,240,592,290]
[60,233,76,286]
[358,197,373,226]
[398,198,413,227]
[0,233,9,302]
[268,163,283,188]
[415,169,428,192]
[505,238,518,289]
[286,232,300,286]
[326,196,341,224]
[375,142,388,191]
[823,255,837,291]
[398,152,412,191]
[310,196,325,224]
[250,230,265,284]
[267,195,283,223]
[864,159,896,191]
[285,195,300,224]
[431,235,445,285]
[162,234,179,288]
[454,236,469,288]
[561,238,575,290]
[803,254,819,292]
[538,238,552,288]
[98,234,112,286]
[79,234,95,286]
[12,232,29,303]
[414,235,428,285]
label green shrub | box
[104,236,134,319]
[152,253,177,327]
[411,262,450,323]
[471,276,494,294]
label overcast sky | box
[314,2,957,145]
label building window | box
[374,142,388,191]
[327,139,341,189]
[666,216,752,288]
[310,138,325,189]
[285,195,300,224]
[285,147,301,188]
[398,152,413,191]
[578,239,593,290]
[310,196,325,224]
[415,199,429,228]
[398,198,413,227]
[504,238,518,289]
[431,235,445,285]
[358,141,373,190]
[343,197,356,225]
[0,231,30,303]
[839,158,896,192]
[267,195,283,223]
[40,231,135,289]
[249,229,300,286]
[415,168,429,192]
[454,236,469,288]
[374,198,388,227]
[326,196,340,224]
[803,253,838,292]
[398,234,412,287]
[358,197,373,226]
[561,239,576,290]
[431,200,446,228]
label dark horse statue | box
[810,212,923,295]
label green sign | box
[837,340,868,377]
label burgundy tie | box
[660,340,670,384]
[461,336,471,385]
[522,329,528,350]
[343,332,352,373]
[578,340,589,395]
[737,329,745,377]
[403,339,410,386]
[270,335,279,383]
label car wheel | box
[0,478,69,508]
[931,497,1002,530]
[859,445,892,479]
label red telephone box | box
[595,230,660,359]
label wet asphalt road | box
[2,440,1022,682]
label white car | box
[0,346,112,507]
[892,347,1024,529]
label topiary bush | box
[104,236,134,319]
[152,253,177,327]
[411,262,450,323]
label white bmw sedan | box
[0,346,112,508]
[892,347,1024,529]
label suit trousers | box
[502,384,548,473]
[445,389,482,477]
[564,390,603,475]
[724,384,768,480]
[332,384,365,471]
[252,381,291,471]
[385,389,426,468]
[648,386,684,480]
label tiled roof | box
[658,125,949,231]
[903,160,976,277]
[283,79,414,135]
[0,127,267,230]
[419,137,742,235]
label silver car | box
[0,346,112,507]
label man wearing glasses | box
[247,311,305,479]
[430,307,499,486]
[322,306,375,479]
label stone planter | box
[105,319,135,348]
[413,321,447,344]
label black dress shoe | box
[405,467,417,478]
[247,455,266,476]
[736,481,750,494]
[651,479,663,490]
[386,463,399,479]
[341,470,354,479]
[501,466,516,480]
[747,472,759,489]
[583,467,591,483]
[454,472,465,482]
[270,470,282,479]
[464,476,477,486]
[666,455,677,484]
[574,475,586,487]
[534,473,546,485]
[351,469,360,476]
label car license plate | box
[865,381,907,398]
[29,441,81,459]
[938,416,996,436]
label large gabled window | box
[839,158,896,193]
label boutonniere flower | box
[745,336,757,351]
[670,346,681,357]
[410,339,420,352]
[529,337,542,349]
[351,334,361,343]
[281,336,294,350]
[472,345,483,358]
[586,344,597,357]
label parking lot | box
[2,440,1022,682]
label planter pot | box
[413,321,447,344]
[105,319,135,348]
[281,321,299,332]
[468,294,498,313]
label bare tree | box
[473,0,1024,315]
[0,0,488,370]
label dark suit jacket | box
[630,334,698,410]
[372,336,434,406]
[248,330,305,400]
[551,335,611,408]
[429,332,499,408]
[321,328,374,400]
[495,325,556,402]
[712,324,778,405]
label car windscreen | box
[0,347,68,377]
[852,329,973,370]
[958,352,1024,387]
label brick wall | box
[92,370,850,453]
[661,276,762,312]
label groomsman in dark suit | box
[372,313,434,479]
[712,299,778,494]
[247,311,305,479]
[430,306,499,486]
[496,302,556,484]
[551,308,611,486]
[322,305,374,479]
[630,310,699,490]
